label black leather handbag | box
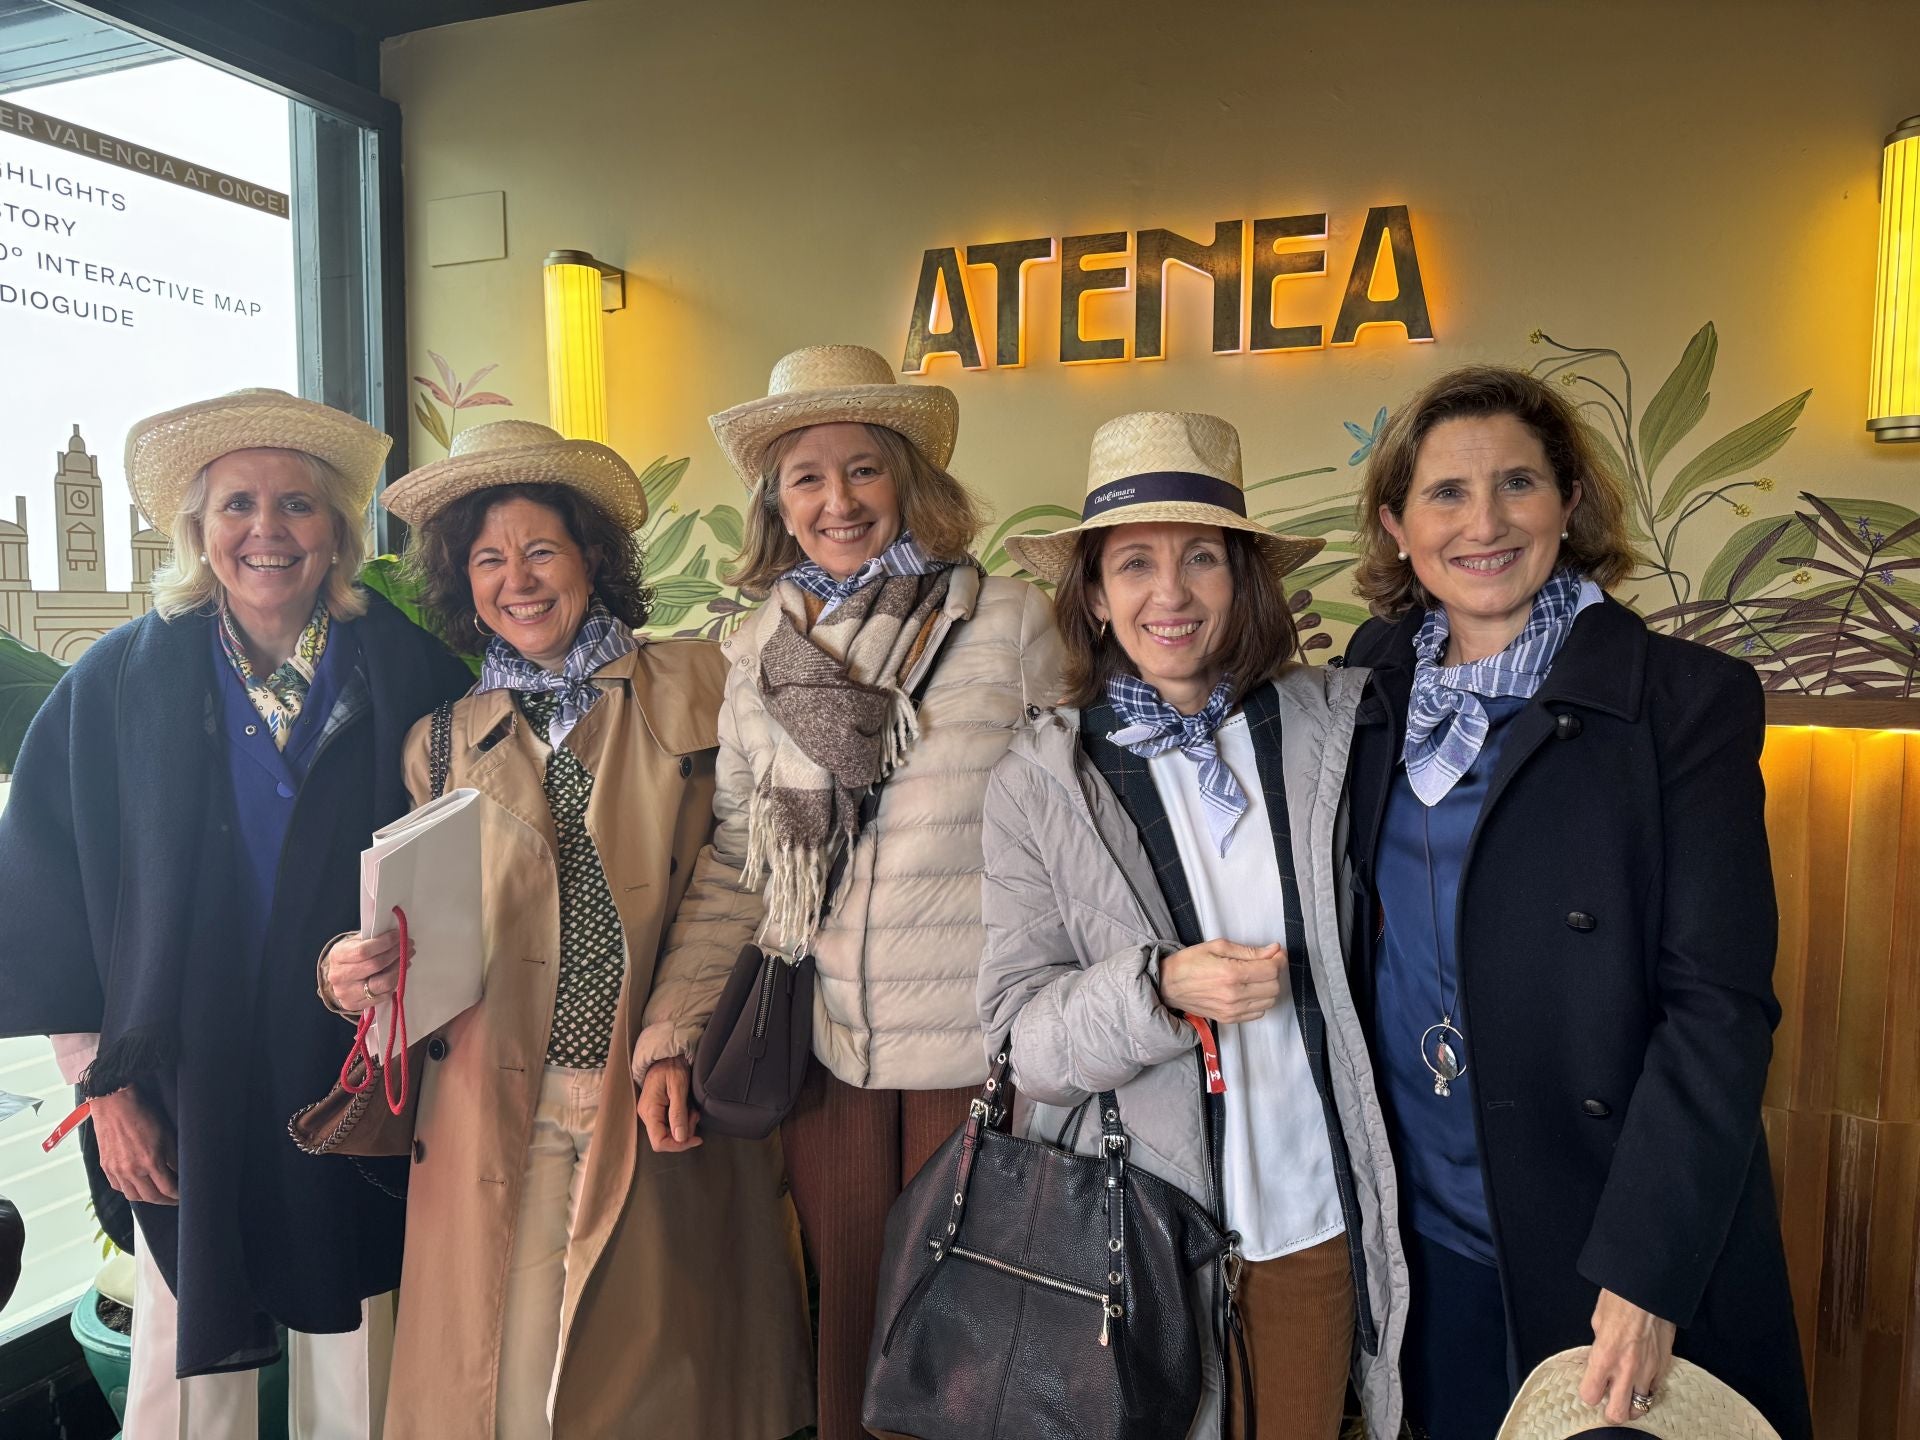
[861,1053,1231,1440]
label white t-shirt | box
[1144,712,1345,1261]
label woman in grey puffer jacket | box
[977,412,1406,1439]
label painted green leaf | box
[1253,498,1361,535]
[1794,496,1920,558]
[703,504,745,552]
[1638,323,1716,480]
[0,628,65,773]
[1244,465,1338,493]
[359,555,480,674]
[1285,557,1358,594]
[1308,600,1372,627]
[637,456,692,518]
[1654,390,1810,521]
[982,503,1081,572]
[683,545,710,581]
[1696,514,1817,603]
[650,574,724,608]
[414,397,452,452]
[646,511,700,573]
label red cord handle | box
[1186,1013,1225,1095]
[339,905,410,1115]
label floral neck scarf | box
[218,598,331,751]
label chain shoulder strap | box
[428,700,455,800]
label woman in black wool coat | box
[1339,365,1812,1440]
[0,389,471,1438]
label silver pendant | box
[1420,1020,1466,1098]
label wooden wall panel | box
[1760,726,1920,1438]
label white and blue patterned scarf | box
[785,531,937,618]
[476,598,637,748]
[1107,673,1248,856]
[1403,568,1595,806]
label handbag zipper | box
[750,953,780,1040]
[946,1244,1119,1345]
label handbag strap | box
[427,700,455,800]
[1098,1095,1129,1345]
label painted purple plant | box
[411,352,512,453]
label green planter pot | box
[69,1287,290,1439]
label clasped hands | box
[1158,938,1286,1024]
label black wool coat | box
[0,594,471,1376]
[1342,596,1812,1440]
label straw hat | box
[381,420,647,531]
[123,388,391,529]
[709,344,958,487]
[1004,411,1324,586]
[1496,1349,1782,1440]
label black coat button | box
[1582,1098,1611,1118]
[1554,713,1583,740]
[427,1036,447,1061]
[1566,911,1597,932]
[412,1139,426,1163]
[678,755,693,778]
[1025,704,1041,720]
[669,855,679,876]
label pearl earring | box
[1396,550,1408,561]
[199,553,208,563]
[1560,530,1569,540]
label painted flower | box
[1741,637,1758,654]
[1792,569,1812,584]
[1528,329,1543,344]
[1754,477,1776,492]
[1879,566,1896,586]
[1732,502,1752,518]
[1857,516,1874,542]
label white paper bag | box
[359,786,485,1055]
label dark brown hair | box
[405,482,652,655]
[1355,364,1638,618]
[1052,526,1301,709]
[726,422,984,597]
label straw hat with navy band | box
[1004,410,1323,586]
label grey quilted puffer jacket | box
[637,566,1066,1091]
[976,663,1406,1439]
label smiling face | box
[774,422,903,579]
[200,448,339,637]
[1381,412,1581,663]
[1090,522,1235,715]
[465,495,598,671]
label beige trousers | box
[127,1215,393,1440]
[494,1064,601,1440]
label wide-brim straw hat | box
[123,388,391,529]
[381,419,647,531]
[710,344,958,487]
[1004,411,1324,586]
[1496,1349,1781,1440]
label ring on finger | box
[1630,1389,1655,1414]
[362,977,373,1002]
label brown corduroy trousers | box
[781,1060,973,1440]
[1234,1232,1358,1440]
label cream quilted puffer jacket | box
[635,565,1066,1091]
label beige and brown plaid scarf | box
[745,562,974,953]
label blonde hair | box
[149,449,370,621]
[725,422,984,597]
[1355,365,1637,619]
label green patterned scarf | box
[218,598,331,751]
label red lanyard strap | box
[1186,1012,1225,1094]
[338,905,410,1115]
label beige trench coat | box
[382,639,813,1439]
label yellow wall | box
[383,0,1920,650]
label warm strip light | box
[544,251,608,443]
[1868,116,1920,442]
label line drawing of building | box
[0,425,169,662]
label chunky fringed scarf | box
[745,561,968,953]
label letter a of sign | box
[902,247,984,373]
[1331,205,1434,346]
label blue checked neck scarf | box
[1403,567,1595,806]
[1106,672,1249,856]
[784,531,937,618]
[476,598,637,748]
[218,597,330,751]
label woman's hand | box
[324,931,409,1014]
[1580,1288,1677,1423]
[1158,940,1285,1023]
[90,1089,179,1205]
[636,1057,704,1153]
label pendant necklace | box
[1417,805,1466,1097]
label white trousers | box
[494,1064,600,1440]
[127,1215,393,1440]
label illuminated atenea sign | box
[902,204,1432,373]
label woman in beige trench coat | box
[319,421,812,1438]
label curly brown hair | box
[1051,527,1300,709]
[1355,365,1637,619]
[404,482,653,655]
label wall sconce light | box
[543,249,626,443]
[1868,116,1920,443]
